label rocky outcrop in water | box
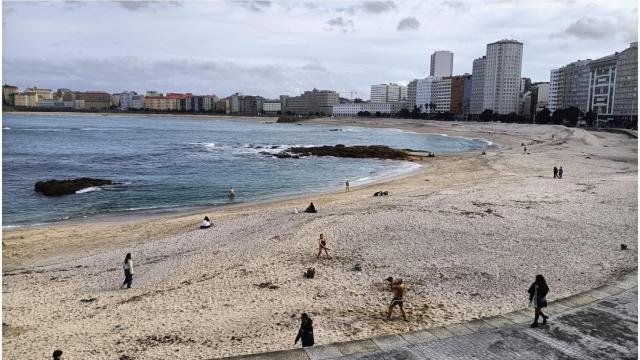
[288,145,411,160]
[34,178,114,196]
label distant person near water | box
[317,234,331,259]
[200,216,211,229]
[305,202,317,213]
[228,187,236,198]
[528,274,549,328]
[121,253,134,289]
[294,313,314,347]
[345,180,350,192]
[53,350,63,360]
[387,277,408,321]
[558,166,563,179]
[524,146,527,153]
[553,166,558,178]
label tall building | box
[430,51,454,77]
[470,56,486,115]
[448,74,471,115]
[415,77,435,112]
[520,77,532,93]
[530,82,549,118]
[407,80,418,108]
[548,68,565,113]
[399,85,407,101]
[118,91,138,110]
[3,84,18,105]
[370,83,403,103]
[463,75,473,117]
[431,78,451,113]
[285,89,339,115]
[483,39,523,114]
[612,42,638,119]
[587,54,618,117]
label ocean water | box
[2,114,489,226]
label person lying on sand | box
[200,216,212,229]
[317,234,331,259]
[387,277,407,321]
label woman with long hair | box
[528,274,549,327]
[121,253,134,289]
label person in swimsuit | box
[387,277,407,321]
[317,234,331,258]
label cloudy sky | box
[2,0,637,99]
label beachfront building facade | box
[549,68,565,113]
[586,54,618,118]
[13,92,39,107]
[415,77,435,112]
[448,74,471,115]
[284,89,339,115]
[332,102,393,117]
[36,99,76,109]
[470,56,486,115]
[432,77,451,113]
[26,87,53,100]
[430,50,454,77]
[262,101,281,115]
[611,42,638,120]
[483,39,523,114]
[407,80,418,109]
[3,84,18,105]
[76,91,111,110]
[370,83,403,103]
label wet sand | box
[3,119,637,359]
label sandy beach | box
[2,119,637,359]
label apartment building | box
[285,89,339,115]
[469,56,486,115]
[430,51,454,77]
[3,84,18,105]
[483,39,523,114]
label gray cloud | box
[443,1,469,12]
[235,0,271,12]
[563,17,611,40]
[396,16,419,31]
[362,1,396,14]
[325,17,354,33]
[301,62,327,72]
[114,1,182,11]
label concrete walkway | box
[222,272,637,360]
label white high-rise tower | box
[482,40,523,114]
[430,51,454,77]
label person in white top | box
[200,216,212,229]
[121,253,134,289]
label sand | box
[3,119,637,359]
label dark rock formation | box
[288,145,410,160]
[34,178,114,196]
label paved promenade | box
[223,272,637,360]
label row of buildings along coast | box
[3,40,637,126]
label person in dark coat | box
[304,202,317,213]
[553,166,558,178]
[528,274,549,328]
[52,350,63,360]
[558,166,563,179]
[294,313,314,347]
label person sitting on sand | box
[200,216,211,229]
[317,234,331,259]
[53,350,63,360]
[305,202,317,213]
[558,166,563,179]
[294,313,314,347]
[387,277,407,321]
[345,180,350,192]
[121,253,134,289]
[528,274,549,328]
[553,166,558,178]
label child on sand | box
[387,277,407,321]
[121,253,134,289]
[317,234,331,258]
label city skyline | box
[2,0,637,99]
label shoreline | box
[3,119,637,359]
[3,110,277,122]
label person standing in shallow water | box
[528,274,549,328]
[294,313,314,347]
[121,253,134,289]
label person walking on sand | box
[387,277,408,321]
[121,253,134,289]
[523,146,527,154]
[345,180,350,192]
[52,350,63,360]
[553,166,558,178]
[528,274,549,328]
[558,166,563,179]
[294,313,314,347]
[317,234,331,259]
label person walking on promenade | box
[387,277,408,321]
[345,180,350,192]
[52,350,63,360]
[558,166,563,179]
[121,253,134,289]
[553,166,558,178]
[528,274,549,328]
[294,313,314,347]
[317,234,331,259]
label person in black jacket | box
[528,274,549,328]
[294,313,314,347]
